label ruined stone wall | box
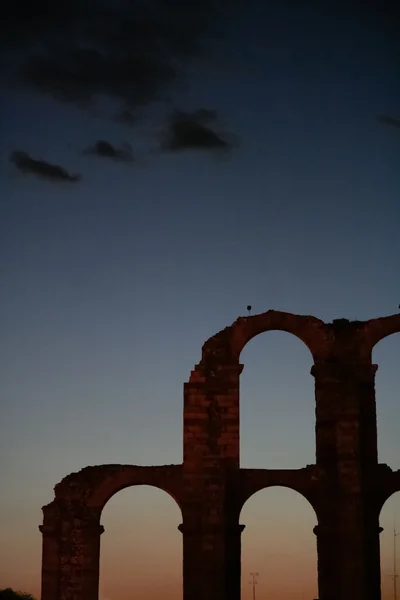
[39,310,400,600]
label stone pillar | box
[312,361,378,467]
[182,362,244,600]
[377,526,384,599]
[183,363,243,470]
[57,505,104,600]
[179,520,202,600]
[40,501,104,600]
[312,360,380,600]
[225,524,246,600]
[313,523,337,600]
[178,520,225,600]
[40,503,61,600]
[313,497,382,598]
[179,521,245,600]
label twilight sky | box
[0,1,399,599]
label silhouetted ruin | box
[39,309,400,600]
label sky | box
[0,1,399,599]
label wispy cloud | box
[2,0,227,121]
[83,140,134,163]
[10,150,81,182]
[160,109,237,154]
[377,115,400,130]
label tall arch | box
[372,331,400,469]
[239,330,315,468]
[79,464,183,512]
[363,314,400,360]
[200,310,331,367]
[185,310,331,470]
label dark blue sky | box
[0,2,399,598]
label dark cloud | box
[115,108,139,126]
[10,151,81,182]
[160,109,235,153]
[377,115,400,130]
[1,0,231,120]
[360,0,400,35]
[83,140,134,163]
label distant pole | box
[394,517,399,600]
[249,572,259,600]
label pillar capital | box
[39,523,58,537]
[178,523,201,536]
[63,521,105,537]
[313,524,335,536]
[227,524,246,534]
[311,361,378,382]
[178,523,245,535]
[314,524,383,537]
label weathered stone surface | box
[54,464,183,509]
[39,309,400,600]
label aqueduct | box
[39,309,400,600]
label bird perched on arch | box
[247,305,252,316]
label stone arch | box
[362,313,400,360]
[239,329,315,468]
[199,310,332,368]
[235,466,320,520]
[52,464,184,534]
[99,482,183,600]
[374,466,400,516]
[370,326,400,469]
[40,309,400,600]
[63,464,185,513]
[379,487,400,522]
[185,311,333,475]
[40,465,183,600]
[238,479,319,599]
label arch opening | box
[239,331,315,469]
[240,486,318,600]
[379,491,400,600]
[373,332,400,469]
[99,485,182,600]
